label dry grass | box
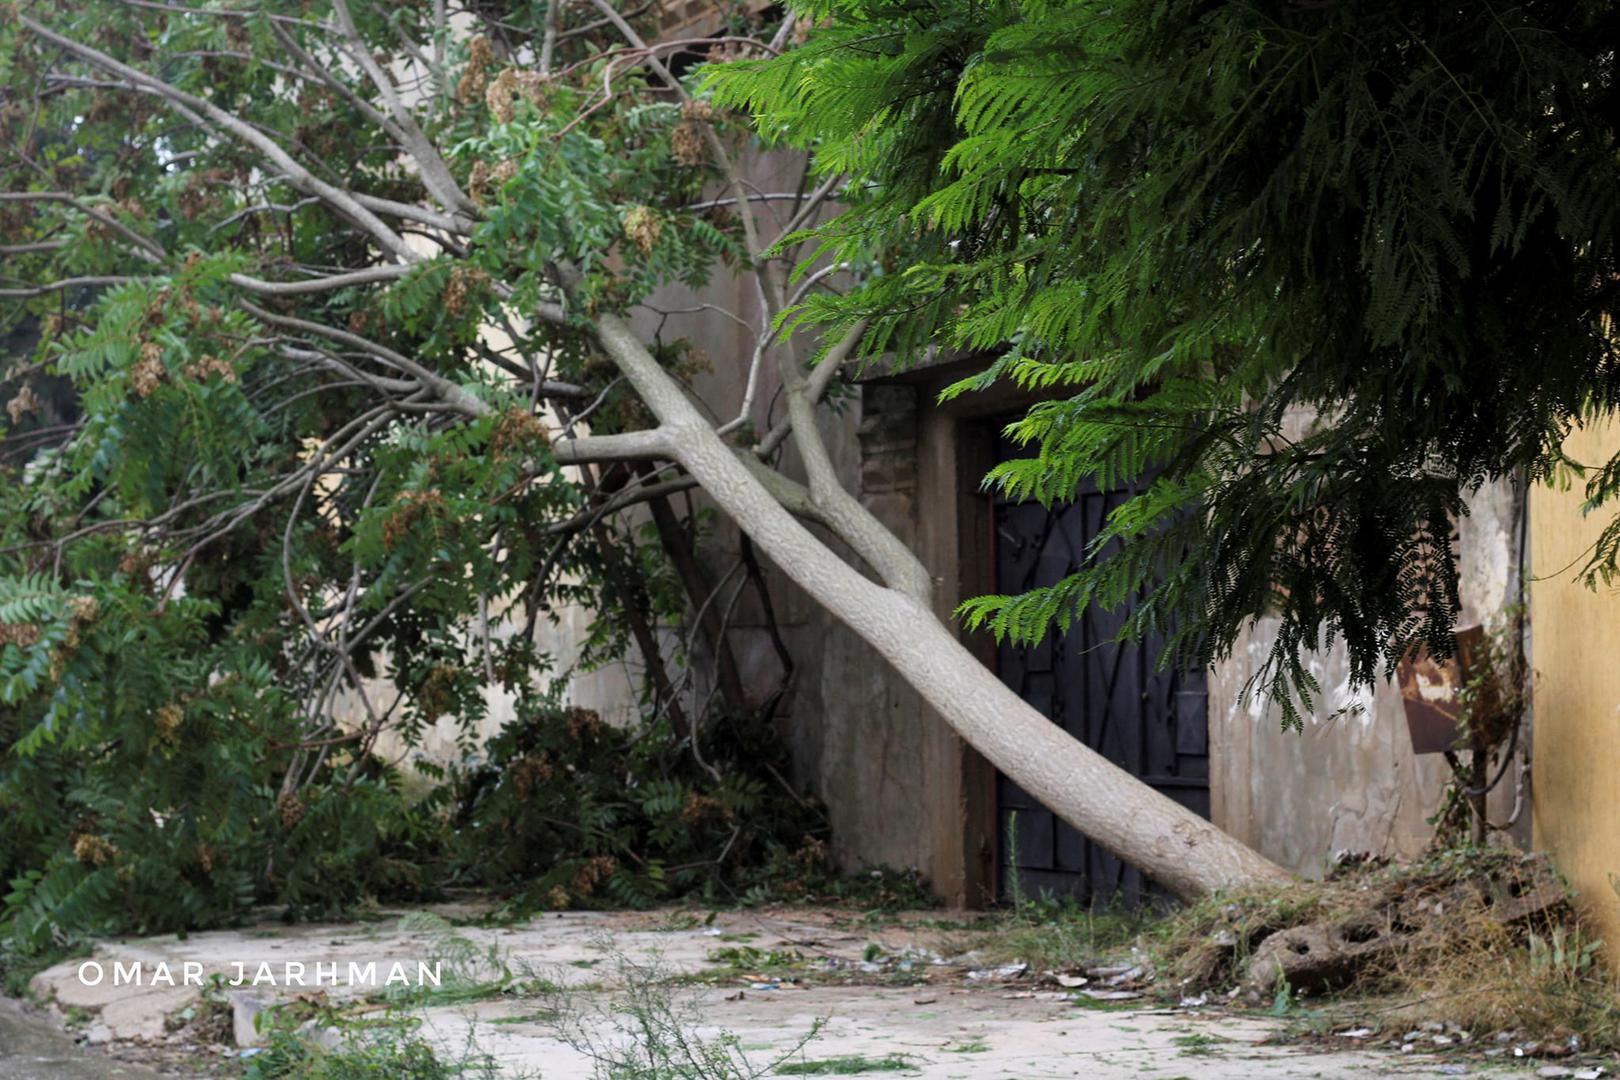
[1149,847,1620,1050]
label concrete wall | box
[1207,479,1526,877]
[1531,420,1620,966]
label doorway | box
[988,434,1211,906]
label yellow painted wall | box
[1531,420,1620,965]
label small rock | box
[1400,1043,1415,1053]
[1054,974,1088,988]
[1438,1067,1468,1076]
[912,996,936,1005]
[1575,1071,1606,1080]
[1433,1035,1455,1047]
[1178,994,1209,1008]
[1536,1068,1574,1079]
[230,990,272,1048]
[83,1022,113,1045]
[1077,989,1143,1001]
[1420,1021,1446,1033]
[1337,1028,1373,1038]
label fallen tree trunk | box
[566,312,1292,900]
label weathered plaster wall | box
[1530,420,1620,968]
[1207,479,1526,877]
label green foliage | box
[243,1016,505,1080]
[776,1056,914,1075]
[714,0,1620,721]
[0,566,443,952]
[0,0,781,956]
[445,697,835,912]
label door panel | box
[991,438,1210,907]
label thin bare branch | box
[23,16,417,262]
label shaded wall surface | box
[1207,480,1525,877]
[1531,420,1620,966]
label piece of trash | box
[966,962,1027,982]
[1077,989,1143,1002]
[1437,1066,1467,1076]
[1536,1068,1574,1079]
[702,928,724,937]
[1574,1069,1606,1080]
[1337,1028,1373,1038]
[1177,994,1208,1008]
[1055,974,1088,988]
[913,996,937,1005]
[724,991,745,1002]
[1085,963,1134,978]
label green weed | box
[777,1055,914,1075]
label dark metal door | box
[991,439,1210,907]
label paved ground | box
[0,996,166,1080]
[422,984,1439,1080]
[8,906,1556,1078]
